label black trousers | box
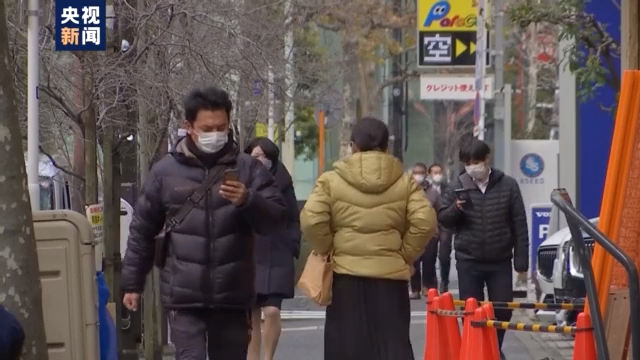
[168,308,250,360]
[456,259,513,350]
[438,234,453,284]
[410,238,439,291]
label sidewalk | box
[511,310,574,360]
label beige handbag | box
[297,251,333,306]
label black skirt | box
[324,273,415,360]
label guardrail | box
[551,188,640,360]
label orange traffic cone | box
[481,303,500,360]
[461,306,496,360]
[573,312,597,360]
[439,292,461,360]
[424,289,439,360]
[459,298,478,360]
[433,296,450,360]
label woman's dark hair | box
[183,86,233,123]
[427,163,442,173]
[244,137,280,162]
[413,162,427,171]
[459,139,491,163]
[350,117,389,152]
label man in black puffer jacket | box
[121,86,286,360]
[438,139,528,356]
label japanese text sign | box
[55,0,106,51]
[417,0,480,32]
[420,75,494,100]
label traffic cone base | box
[460,306,499,360]
[573,312,596,360]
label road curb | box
[278,311,428,321]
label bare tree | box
[508,0,620,112]
[296,0,419,156]
[0,1,49,359]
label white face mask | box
[465,163,487,179]
[195,131,228,153]
[431,174,443,184]
[413,175,425,184]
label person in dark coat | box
[425,163,454,293]
[120,86,287,360]
[244,137,301,360]
[408,162,441,299]
[0,306,24,360]
[438,139,528,357]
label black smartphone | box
[454,189,471,204]
[223,169,239,183]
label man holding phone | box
[121,86,286,360]
[438,139,528,358]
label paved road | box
[154,260,570,359]
[275,309,535,360]
[275,260,537,360]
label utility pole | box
[492,0,506,169]
[26,0,40,210]
[474,0,487,141]
[391,0,403,160]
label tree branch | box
[38,145,86,182]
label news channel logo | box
[519,153,544,185]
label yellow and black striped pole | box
[470,320,583,334]
[432,309,469,317]
[452,300,582,311]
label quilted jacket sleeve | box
[300,173,333,255]
[400,180,437,264]
[121,169,166,293]
[438,179,464,228]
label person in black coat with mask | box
[245,137,301,360]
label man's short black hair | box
[459,139,491,163]
[413,162,427,171]
[244,137,280,163]
[427,163,442,173]
[350,117,389,152]
[183,86,233,123]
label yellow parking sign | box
[417,0,480,32]
[416,0,490,67]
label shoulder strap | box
[166,166,230,232]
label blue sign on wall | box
[55,0,106,51]
[577,2,619,218]
[530,205,552,275]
